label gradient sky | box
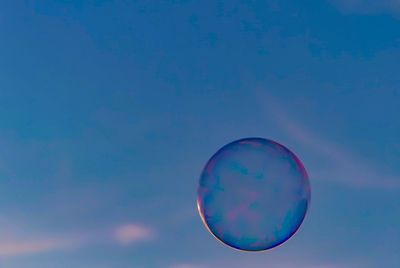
[0,1,399,267]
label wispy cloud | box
[0,222,155,258]
[113,224,155,245]
[259,93,400,189]
[0,238,73,257]
[171,260,354,268]
[330,0,400,15]
[171,265,207,268]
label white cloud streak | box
[260,93,400,189]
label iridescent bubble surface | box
[197,137,311,251]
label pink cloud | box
[171,265,207,268]
[114,224,154,245]
[171,260,355,268]
[0,238,74,257]
[0,221,155,258]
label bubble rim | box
[196,137,311,252]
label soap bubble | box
[197,137,311,251]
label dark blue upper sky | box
[0,1,399,267]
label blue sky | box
[0,1,399,267]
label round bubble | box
[197,137,311,251]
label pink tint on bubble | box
[239,140,263,147]
[206,158,218,174]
